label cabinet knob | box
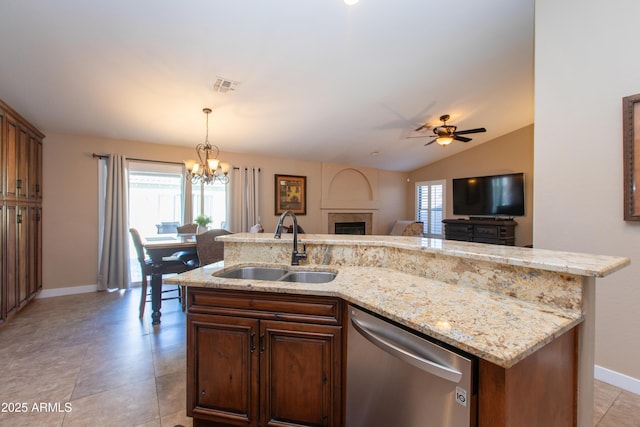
[201,388,206,395]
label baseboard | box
[595,365,640,395]
[36,284,99,298]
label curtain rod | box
[91,153,183,166]
[92,153,244,170]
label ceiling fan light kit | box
[436,136,454,146]
[417,114,487,147]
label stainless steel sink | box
[215,266,290,281]
[214,266,337,283]
[279,271,337,283]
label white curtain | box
[183,171,193,226]
[228,167,261,232]
[97,154,130,290]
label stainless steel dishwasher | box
[346,305,475,427]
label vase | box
[197,225,208,234]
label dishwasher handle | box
[351,316,463,383]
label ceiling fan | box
[415,114,487,146]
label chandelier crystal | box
[184,108,230,185]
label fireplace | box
[327,212,372,235]
[335,221,366,235]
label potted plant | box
[194,214,212,234]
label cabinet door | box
[4,115,18,198]
[29,135,43,200]
[0,205,3,322]
[260,320,342,427]
[17,126,29,199]
[16,206,28,306]
[0,111,4,196]
[4,205,24,316]
[187,313,259,426]
[29,206,42,296]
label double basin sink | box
[214,266,337,284]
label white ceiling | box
[0,0,534,172]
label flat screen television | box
[452,172,525,217]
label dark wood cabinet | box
[261,320,342,427]
[187,288,343,427]
[443,219,517,246]
[29,136,43,200]
[189,313,259,425]
[4,114,18,199]
[29,206,43,295]
[478,327,577,426]
[3,204,19,317]
[1,99,44,325]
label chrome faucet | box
[274,210,307,265]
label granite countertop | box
[170,260,583,368]
[169,234,629,368]
[217,233,630,278]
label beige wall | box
[407,125,534,247]
[42,132,407,290]
[535,1,640,382]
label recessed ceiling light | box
[344,0,359,5]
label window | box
[128,162,184,237]
[416,180,445,238]
[191,181,228,229]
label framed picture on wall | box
[623,93,640,221]
[274,174,306,215]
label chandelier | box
[184,108,230,184]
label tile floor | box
[0,288,191,427]
[0,289,639,426]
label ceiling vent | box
[213,77,239,94]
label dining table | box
[143,233,197,324]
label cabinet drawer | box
[446,224,473,233]
[474,225,500,237]
[188,288,343,325]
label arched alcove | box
[321,163,379,234]
[327,168,373,201]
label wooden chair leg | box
[139,274,148,319]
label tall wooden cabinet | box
[1,99,44,325]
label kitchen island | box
[169,233,629,426]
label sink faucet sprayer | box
[274,211,307,265]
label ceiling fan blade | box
[454,127,486,135]
[414,124,427,132]
[454,135,472,143]
[424,139,437,146]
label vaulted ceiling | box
[0,0,534,171]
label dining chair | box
[174,223,200,266]
[177,223,198,234]
[283,224,306,234]
[187,229,233,267]
[129,227,193,318]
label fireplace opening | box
[335,221,366,235]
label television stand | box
[443,218,517,246]
[469,216,514,221]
